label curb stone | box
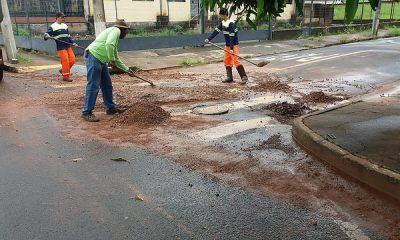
[292,101,400,201]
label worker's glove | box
[72,43,79,47]
[229,49,234,54]
[204,39,209,44]
[43,33,51,40]
[108,62,117,69]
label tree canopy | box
[202,0,304,28]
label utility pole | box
[0,0,18,63]
[372,0,382,36]
[93,0,107,36]
[199,0,205,34]
[83,0,90,21]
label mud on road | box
[2,67,400,239]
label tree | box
[202,0,304,29]
[345,0,379,24]
[202,0,381,30]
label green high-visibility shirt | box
[87,27,129,72]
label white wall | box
[168,2,191,22]
[277,3,296,20]
[102,0,191,23]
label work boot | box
[222,66,233,83]
[81,113,99,122]
[236,65,248,84]
[106,107,125,115]
[63,78,73,82]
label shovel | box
[207,41,269,67]
[47,36,155,86]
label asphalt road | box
[2,38,397,239]
[0,86,354,240]
[254,37,400,96]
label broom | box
[208,41,269,67]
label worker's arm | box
[105,28,130,72]
[44,27,53,40]
[205,23,222,43]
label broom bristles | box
[256,61,270,67]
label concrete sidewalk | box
[292,89,400,201]
[15,29,390,71]
[118,30,389,70]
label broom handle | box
[208,41,258,67]
[48,36,86,49]
[49,36,155,86]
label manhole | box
[192,104,230,115]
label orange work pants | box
[223,45,241,67]
[57,48,76,80]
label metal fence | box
[305,0,400,26]
[7,0,86,39]
[9,0,84,17]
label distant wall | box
[0,29,270,54]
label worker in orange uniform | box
[44,12,77,82]
[205,8,248,84]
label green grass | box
[12,25,30,37]
[303,43,316,48]
[16,53,30,64]
[193,58,204,66]
[126,27,198,38]
[385,26,400,37]
[339,34,349,43]
[359,30,376,38]
[179,57,191,66]
[306,35,323,42]
[333,3,400,20]
[179,57,204,66]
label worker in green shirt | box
[82,19,135,122]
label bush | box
[12,25,30,37]
[174,25,183,33]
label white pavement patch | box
[380,85,400,97]
[188,95,295,115]
[229,95,295,111]
[190,117,278,141]
[334,219,370,240]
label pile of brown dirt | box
[263,102,309,124]
[301,91,342,103]
[263,102,309,116]
[251,80,291,93]
[264,134,281,145]
[114,102,170,126]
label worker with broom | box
[44,12,77,82]
[204,8,248,84]
[81,19,136,122]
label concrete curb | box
[292,101,400,201]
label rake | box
[48,36,155,86]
